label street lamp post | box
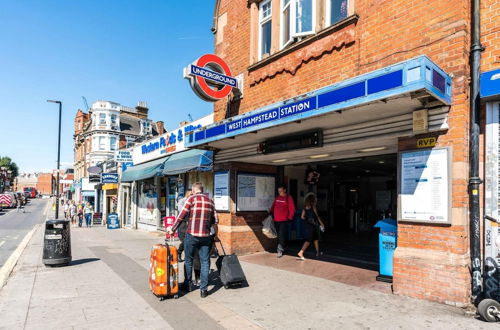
[47,100,62,219]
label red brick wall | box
[36,173,54,195]
[481,0,500,71]
[213,0,473,306]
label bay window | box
[99,113,106,125]
[259,0,272,59]
[110,136,117,151]
[98,136,106,151]
[326,0,348,27]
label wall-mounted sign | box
[101,173,119,184]
[214,171,230,211]
[416,137,437,148]
[412,109,428,134]
[115,150,133,162]
[184,54,241,102]
[398,147,451,224]
[132,114,213,165]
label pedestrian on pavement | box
[63,201,70,220]
[297,193,325,260]
[84,203,93,228]
[168,182,218,298]
[69,201,77,226]
[176,188,192,262]
[269,185,296,258]
[77,203,84,227]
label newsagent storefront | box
[185,56,474,305]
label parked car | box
[0,192,17,208]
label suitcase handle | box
[215,239,227,256]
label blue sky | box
[0,0,215,173]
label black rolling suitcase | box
[215,242,247,289]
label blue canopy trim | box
[162,149,213,176]
[120,157,167,182]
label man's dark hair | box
[277,184,287,191]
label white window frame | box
[259,0,273,60]
[98,136,106,151]
[110,114,117,125]
[292,0,316,38]
[99,113,107,125]
[325,0,349,27]
[280,0,293,48]
[110,136,117,151]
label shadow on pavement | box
[69,258,100,266]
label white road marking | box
[0,241,5,248]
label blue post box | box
[374,218,397,282]
[107,213,120,229]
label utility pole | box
[47,100,62,219]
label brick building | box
[36,173,54,195]
[182,0,500,307]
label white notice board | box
[398,147,451,224]
[237,173,275,212]
[214,171,230,211]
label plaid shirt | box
[172,193,218,237]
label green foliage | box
[0,156,19,178]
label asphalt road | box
[0,199,49,267]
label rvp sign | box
[184,54,242,102]
[417,137,437,148]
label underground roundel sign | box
[184,54,240,102]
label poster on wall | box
[214,171,230,211]
[398,147,451,224]
[138,188,159,226]
[237,173,275,212]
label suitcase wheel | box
[224,284,229,289]
[159,296,166,301]
[174,294,179,299]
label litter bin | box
[374,218,397,282]
[107,213,120,229]
[42,220,71,266]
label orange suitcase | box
[149,242,179,300]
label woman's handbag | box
[262,215,277,239]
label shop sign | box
[398,147,451,224]
[183,54,241,102]
[132,114,213,165]
[101,173,118,184]
[115,150,133,162]
[416,137,436,148]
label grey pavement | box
[0,215,497,329]
[0,199,49,267]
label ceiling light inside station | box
[309,154,330,159]
[357,146,387,153]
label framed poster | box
[237,173,275,212]
[214,171,230,211]
[398,147,451,224]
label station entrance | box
[283,153,397,269]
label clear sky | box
[0,0,215,173]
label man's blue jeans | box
[184,233,211,291]
[85,213,91,227]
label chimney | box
[156,121,165,134]
[135,101,149,119]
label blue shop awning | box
[481,68,500,101]
[121,157,167,182]
[162,149,213,175]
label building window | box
[110,137,117,151]
[294,0,315,37]
[111,114,117,126]
[99,113,106,125]
[99,136,106,151]
[281,0,292,48]
[326,0,348,26]
[259,0,272,59]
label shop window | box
[259,0,272,59]
[325,0,348,27]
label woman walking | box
[84,203,93,228]
[297,193,325,260]
[69,201,77,227]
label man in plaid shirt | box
[168,182,218,298]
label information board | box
[398,147,450,224]
[237,173,275,212]
[214,171,230,211]
[107,213,120,229]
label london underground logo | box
[184,54,241,102]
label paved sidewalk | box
[0,222,497,329]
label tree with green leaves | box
[0,156,19,179]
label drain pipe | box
[469,0,483,304]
